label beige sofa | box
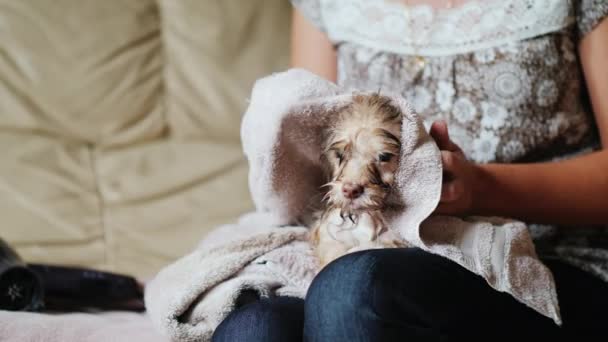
[1,0,291,281]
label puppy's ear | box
[376,96,402,124]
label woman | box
[212,1,608,340]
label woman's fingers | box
[431,126,475,214]
[440,150,464,203]
[430,120,462,153]
[430,120,451,150]
[441,179,465,203]
[441,150,456,170]
[434,201,459,215]
[433,124,472,208]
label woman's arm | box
[581,15,608,147]
[435,18,608,225]
[290,8,337,82]
[469,151,608,224]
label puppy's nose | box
[342,183,364,199]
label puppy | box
[310,94,406,268]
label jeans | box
[211,248,608,341]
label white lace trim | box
[321,0,575,56]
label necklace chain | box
[401,0,455,67]
[402,0,454,9]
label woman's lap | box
[543,258,608,333]
[211,296,304,342]
[211,248,608,342]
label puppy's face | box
[322,95,402,213]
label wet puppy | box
[310,94,405,268]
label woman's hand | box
[429,121,481,215]
[429,120,608,223]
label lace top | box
[291,0,608,281]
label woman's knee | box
[309,248,432,293]
[304,248,442,340]
[306,249,425,315]
[307,249,385,307]
[306,248,455,317]
[212,297,304,342]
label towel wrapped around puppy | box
[145,69,560,342]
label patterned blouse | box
[291,0,608,281]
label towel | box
[145,69,560,342]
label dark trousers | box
[212,248,608,341]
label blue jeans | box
[212,248,608,341]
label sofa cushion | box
[0,131,106,268]
[160,0,291,140]
[0,0,164,146]
[94,141,252,277]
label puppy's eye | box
[335,151,344,164]
[378,153,393,162]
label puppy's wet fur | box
[311,94,406,267]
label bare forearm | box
[471,150,608,225]
[290,9,337,82]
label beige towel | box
[145,69,560,342]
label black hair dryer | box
[0,238,144,312]
[0,238,44,311]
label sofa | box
[1,0,291,280]
[0,0,291,340]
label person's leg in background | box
[211,296,304,342]
[304,248,604,341]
